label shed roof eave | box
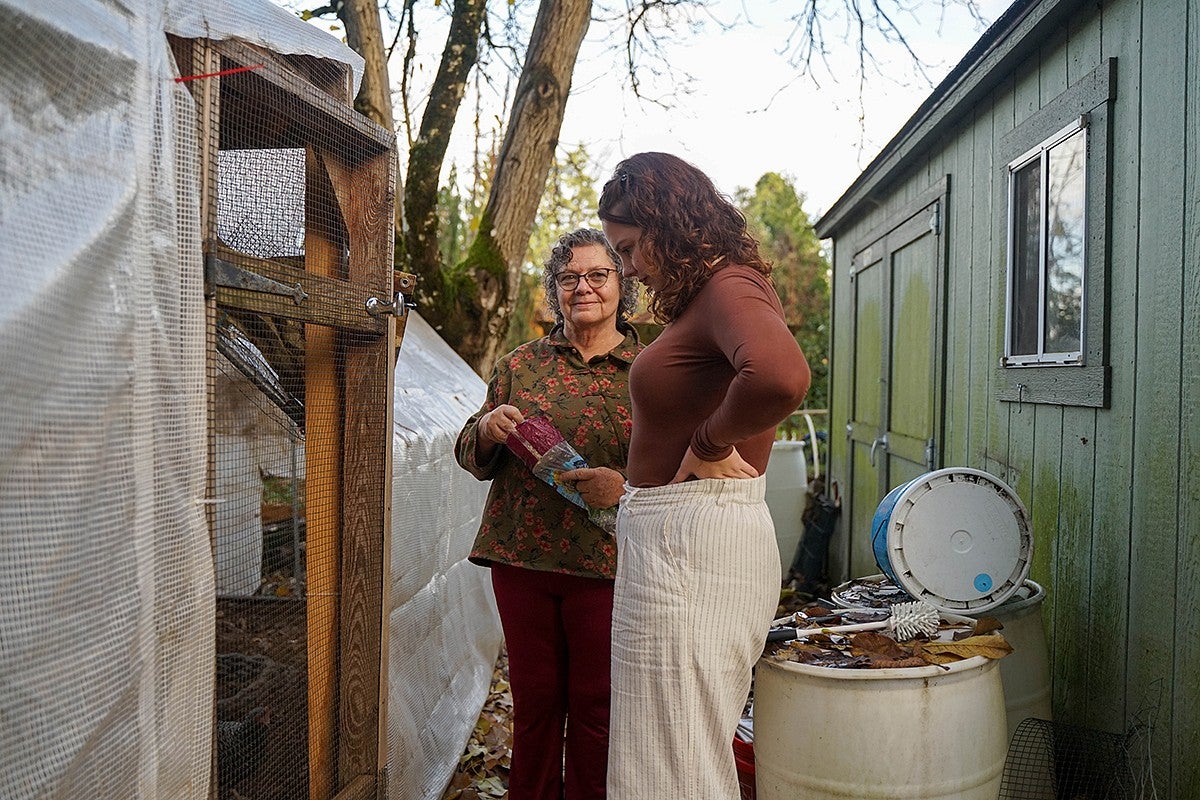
[814,0,1086,240]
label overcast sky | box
[296,0,1014,217]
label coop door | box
[173,34,400,800]
[845,182,946,576]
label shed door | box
[846,189,945,574]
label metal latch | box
[366,272,418,319]
[205,254,308,305]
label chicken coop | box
[1,2,501,800]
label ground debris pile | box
[441,648,513,799]
[766,603,1012,669]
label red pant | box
[491,563,614,800]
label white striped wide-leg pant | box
[608,476,779,800]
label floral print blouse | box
[455,324,641,579]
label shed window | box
[993,58,1114,408]
[1005,119,1087,366]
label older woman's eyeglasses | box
[555,268,618,291]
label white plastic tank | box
[764,440,808,579]
[986,580,1052,740]
[755,654,1007,799]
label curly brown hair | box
[597,152,770,323]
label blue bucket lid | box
[871,468,1032,614]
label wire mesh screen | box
[207,77,314,800]
[180,32,395,800]
[212,331,308,800]
[0,6,212,799]
[999,717,1154,800]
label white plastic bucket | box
[831,574,1052,742]
[755,655,1007,799]
[765,440,808,579]
[871,468,1032,613]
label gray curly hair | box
[542,228,639,327]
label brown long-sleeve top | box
[455,324,641,578]
[626,265,810,487]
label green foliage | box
[437,163,487,270]
[736,172,831,411]
[262,475,302,507]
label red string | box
[174,63,265,83]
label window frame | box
[1004,117,1089,368]
[994,59,1115,408]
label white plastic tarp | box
[387,313,503,800]
[0,2,212,797]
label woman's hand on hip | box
[479,404,525,445]
[670,446,759,484]
[557,466,627,508]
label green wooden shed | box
[815,0,1198,795]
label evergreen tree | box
[736,172,830,410]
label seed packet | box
[505,416,617,534]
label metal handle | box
[366,292,417,319]
[869,434,888,467]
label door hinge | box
[205,254,308,305]
[925,437,937,470]
[929,205,941,236]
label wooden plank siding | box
[942,121,973,468]
[1131,0,1188,791]
[1054,0,1101,731]
[1179,3,1200,798]
[1086,0,1137,740]
[817,1,1199,796]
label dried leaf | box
[848,631,909,659]
[919,633,1013,661]
[916,650,960,666]
[972,616,1005,636]
[865,655,930,669]
[476,776,507,796]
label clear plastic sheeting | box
[0,1,212,798]
[388,313,503,800]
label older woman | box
[455,228,641,800]
[598,153,811,800]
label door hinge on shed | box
[929,205,941,236]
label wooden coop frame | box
[169,34,409,800]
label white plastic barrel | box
[764,440,808,579]
[831,574,1052,742]
[755,655,1007,800]
[987,580,1052,740]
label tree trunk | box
[431,0,593,374]
[337,0,405,250]
[338,0,392,128]
[403,0,487,296]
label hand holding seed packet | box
[505,416,618,534]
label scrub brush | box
[765,600,941,643]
